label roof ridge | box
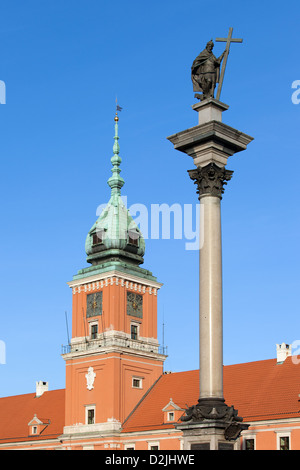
[0,388,65,401]
[224,357,277,367]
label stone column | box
[199,195,223,400]
[167,98,253,449]
[189,163,233,402]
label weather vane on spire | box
[191,27,243,101]
[115,97,123,119]
[109,99,124,197]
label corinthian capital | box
[188,163,233,199]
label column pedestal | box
[177,419,241,450]
[177,396,248,448]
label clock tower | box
[62,111,166,442]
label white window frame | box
[89,320,98,340]
[32,425,38,435]
[148,440,160,450]
[132,376,143,389]
[124,443,135,450]
[130,321,140,340]
[277,432,291,450]
[167,411,175,422]
[85,405,96,425]
[243,435,256,450]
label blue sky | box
[0,0,299,397]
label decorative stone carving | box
[188,162,233,199]
[180,398,248,441]
[85,367,96,391]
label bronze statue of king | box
[191,40,226,101]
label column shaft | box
[199,195,223,399]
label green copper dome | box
[85,112,145,267]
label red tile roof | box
[224,357,300,421]
[1,357,299,443]
[122,357,300,433]
[0,389,65,445]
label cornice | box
[68,270,163,294]
[167,121,254,155]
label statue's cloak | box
[191,49,221,92]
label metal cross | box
[215,27,243,101]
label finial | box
[107,102,124,197]
[115,97,122,121]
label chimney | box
[36,381,48,397]
[276,343,292,363]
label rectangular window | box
[93,231,103,245]
[280,436,290,450]
[87,409,95,424]
[85,406,96,425]
[131,324,138,340]
[167,411,175,421]
[132,377,142,389]
[128,231,139,246]
[91,324,98,339]
[148,441,160,450]
[245,439,255,450]
[32,426,38,435]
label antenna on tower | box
[162,306,168,355]
[82,308,88,343]
[100,310,106,346]
[65,311,70,345]
[162,309,165,354]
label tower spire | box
[107,104,124,198]
[84,104,146,267]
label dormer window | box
[162,398,184,424]
[28,414,50,436]
[128,230,139,246]
[92,230,104,245]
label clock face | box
[127,292,143,318]
[86,292,102,317]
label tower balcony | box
[61,331,167,358]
